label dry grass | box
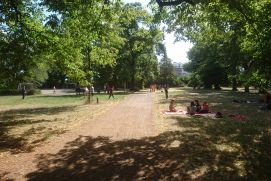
[0,93,126,154]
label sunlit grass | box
[0,92,127,107]
[156,87,271,179]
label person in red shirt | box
[200,102,209,113]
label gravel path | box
[0,91,157,180]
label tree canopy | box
[152,0,271,91]
[1,0,270,92]
[0,0,165,91]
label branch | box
[10,0,22,26]
[156,0,195,7]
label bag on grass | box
[215,112,223,118]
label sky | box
[123,0,193,64]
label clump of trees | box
[152,0,271,92]
[1,0,269,94]
[0,0,166,93]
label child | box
[169,99,177,112]
[187,101,196,115]
[194,100,201,112]
[200,102,209,113]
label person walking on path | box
[108,86,114,99]
[53,86,56,95]
[21,86,26,99]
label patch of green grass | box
[0,91,128,107]
[0,95,84,106]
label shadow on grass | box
[34,95,84,98]
[0,106,76,153]
[0,105,77,121]
[26,122,271,181]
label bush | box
[26,89,41,95]
[0,89,41,95]
[0,89,20,95]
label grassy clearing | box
[0,92,127,107]
[155,87,271,179]
[0,92,128,154]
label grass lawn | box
[155,87,271,180]
[0,91,128,153]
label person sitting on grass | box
[199,102,210,113]
[187,101,196,115]
[194,100,201,112]
[169,99,177,112]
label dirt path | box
[0,91,157,180]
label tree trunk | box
[124,81,126,94]
[86,46,91,104]
[244,85,249,93]
[130,57,136,91]
[232,77,238,91]
[214,84,221,90]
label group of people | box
[169,99,210,115]
[187,100,209,115]
[83,86,95,96]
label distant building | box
[172,62,190,77]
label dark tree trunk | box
[86,47,91,104]
[244,85,249,93]
[232,77,238,91]
[214,84,221,90]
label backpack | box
[215,112,223,118]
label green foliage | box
[153,0,271,91]
[111,3,163,90]
[187,73,201,89]
[0,89,20,95]
[0,0,51,89]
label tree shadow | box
[0,105,77,121]
[26,122,271,181]
[0,106,76,153]
[173,115,271,180]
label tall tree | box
[0,0,50,89]
[152,0,271,91]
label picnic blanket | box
[162,110,246,120]
[162,110,215,117]
[228,114,247,120]
[162,110,187,115]
[194,112,216,118]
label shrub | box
[0,89,20,95]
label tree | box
[112,3,163,90]
[0,0,51,89]
[152,0,271,92]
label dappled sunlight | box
[214,143,240,153]
[187,93,200,95]
[0,106,77,153]
[155,88,271,180]
[25,124,271,180]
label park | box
[0,0,271,180]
